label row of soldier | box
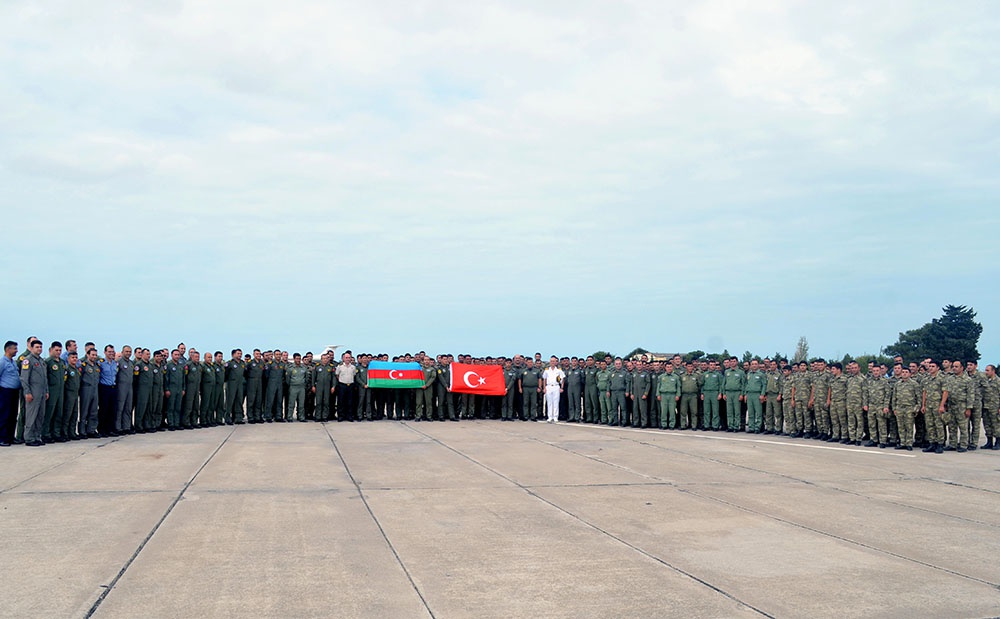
[3,338,997,455]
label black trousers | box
[0,386,18,443]
[337,383,356,421]
[98,384,117,434]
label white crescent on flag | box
[463,371,480,388]
[389,370,401,379]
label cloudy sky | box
[3,1,998,361]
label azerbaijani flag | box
[368,361,424,389]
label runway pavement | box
[1,420,999,618]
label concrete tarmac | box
[1,420,999,618]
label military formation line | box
[2,338,997,455]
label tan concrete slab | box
[94,492,430,619]
[0,492,177,618]
[3,419,1000,619]
[364,486,763,619]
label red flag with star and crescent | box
[449,362,506,396]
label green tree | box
[884,305,983,362]
[741,350,754,364]
[625,347,649,360]
[792,336,809,363]
[685,350,705,362]
[591,350,615,362]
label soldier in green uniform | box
[62,352,81,440]
[357,355,372,420]
[595,361,611,424]
[263,351,284,422]
[678,362,701,430]
[566,357,584,423]
[944,361,974,452]
[723,357,745,432]
[981,364,1000,449]
[245,349,265,423]
[828,363,848,442]
[844,361,864,444]
[198,352,216,426]
[501,359,518,421]
[114,345,135,435]
[921,361,948,454]
[743,359,766,433]
[13,338,35,444]
[701,360,723,431]
[210,351,224,424]
[607,358,630,427]
[809,359,831,440]
[224,349,245,424]
[164,349,186,430]
[284,353,310,422]
[631,361,651,428]
[657,363,681,429]
[519,361,541,421]
[583,356,599,424]
[312,352,335,422]
[415,357,436,421]
[19,340,48,446]
[79,348,101,438]
[891,367,921,450]
[182,350,202,428]
[862,365,891,447]
[132,350,151,431]
[43,342,67,442]
[303,352,316,420]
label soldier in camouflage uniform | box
[828,363,848,442]
[862,364,891,447]
[779,365,794,435]
[809,360,831,440]
[763,359,782,434]
[944,361,974,452]
[845,361,865,444]
[981,364,1000,449]
[921,361,948,454]
[890,367,921,450]
[965,361,986,451]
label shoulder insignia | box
[21,359,29,369]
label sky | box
[2,0,999,362]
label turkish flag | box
[449,363,506,396]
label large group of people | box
[1,336,997,456]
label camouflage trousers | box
[867,408,891,444]
[944,408,970,449]
[814,402,831,435]
[847,403,865,442]
[830,399,848,440]
[792,399,809,434]
[780,400,794,434]
[895,410,916,447]
[924,409,946,445]
[982,405,999,441]
[968,405,983,447]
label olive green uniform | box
[284,363,310,422]
[744,370,766,433]
[657,372,681,429]
[723,367,745,431]
[182,361,202,427]
[44,355,67,441]
[679,373,701,430]
[701,369,723,430]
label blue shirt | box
[61,350,81,368]
[99,358,118,386]
[0,355,20,389]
